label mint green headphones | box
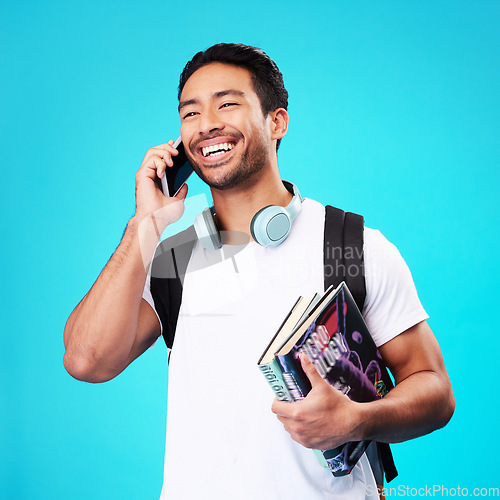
[194,181,303,250]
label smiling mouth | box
[201,142,235,158]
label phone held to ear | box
[160,136,194,197]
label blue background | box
[1,1,498,498]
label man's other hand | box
[271,353,361,451]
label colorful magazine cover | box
[276,283,394,476]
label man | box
[64,43,454,499]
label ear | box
[269,108,289,142]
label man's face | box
[179,62,273,191]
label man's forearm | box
[355,321,456,444]
[356,370,455,444]
[63,215,159,382]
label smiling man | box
[179,76,270,190]
[64,43,454,499]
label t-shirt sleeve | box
[362,228,429,347]
[142,272,156,314]
[142,272,163,347]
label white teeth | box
[202,142,234,157]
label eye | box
[220,102,238,109]
[182,111,198,119]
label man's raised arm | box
[63,141,187,383]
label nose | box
[198,107,224,136]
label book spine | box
[258,359,293,402]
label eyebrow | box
[178,89,246,112]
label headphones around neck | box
[194,181,303,250]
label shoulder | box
[291,198,326,236]
[362,226,429,347]
[300,197,326,217]
[363,226,416,287]
[363,227,402,265]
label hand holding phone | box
[134,137,190,232]
[161,136,194,197]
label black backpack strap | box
[376,443,398,483]
[323,205,366,310]
[150,225,197,349]
[343,211,366,310]
[323,205,397,484]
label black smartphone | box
[160,136,194,196]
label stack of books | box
[258,282,394,476]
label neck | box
[211,169,293,243]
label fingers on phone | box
[141,141,179,180]
[144,142,175,158]
[152,142,179,156]
[150,155,167,178]
[153,144,178,168]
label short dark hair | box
[178,43,288,149]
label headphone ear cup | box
[250,205,291,247]
[194,207,222,250]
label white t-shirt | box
[143,198,428,500]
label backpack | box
[150,205,397,485]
